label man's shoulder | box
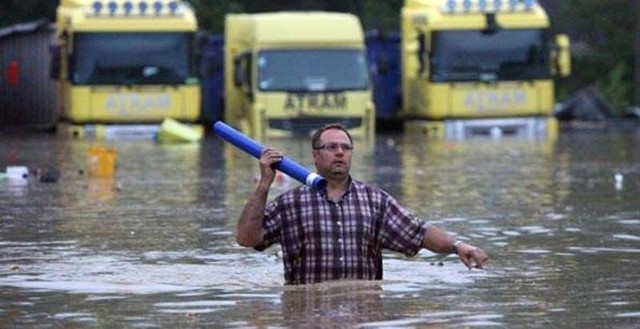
[351,178,378,188]
[350,179,388,197]
[276,184,315,199]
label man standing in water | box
[237,123,488,285]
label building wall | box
[0,20,58,129]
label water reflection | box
[0,130,639,327]
[399,136,565,219]
[280,281,384,328]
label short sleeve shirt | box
[255,179,429,285]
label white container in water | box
[6,166,29,185]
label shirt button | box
[339,257,344,262]
[337,221,342,226]
[338,239,343,243]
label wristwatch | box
[451,240,463,255]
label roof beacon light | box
[445,0,456,13]
[92,1,103,15]
[168,1,179,15]
[462,0,472,12]
[523,0,535,10]
[508,0,518,11]
[153,1,163,16]
[478,0,488,11]
[439,0,538,14]
[85,0,186,17]
[493,0,503,11]
[123,1,133,15]
[139,2,149,15]
[107,1,117,16]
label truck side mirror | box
[233,57,244,87]
[49,43,61,80]
[417,32,426,75]
[233,53,253,98]
[553,34,571,77]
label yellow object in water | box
[86,147,117,178]
[156,118,204,143]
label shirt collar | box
[317,176,354,202]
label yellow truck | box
[224,12,375,140]
[51,0,200,137]
[401,0,571,138]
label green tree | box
[189,0,246,33]
[558,0,635,113]
[0,0,57,27]
[190,0,401,33]
[5,0,634,113]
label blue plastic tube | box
[213,121,326,190]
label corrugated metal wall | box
[0,20,58,129]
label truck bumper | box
[404,117,558,140]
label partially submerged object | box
[156,118,203,143]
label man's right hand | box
[259,148,283,185]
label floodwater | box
[0,128,639,328]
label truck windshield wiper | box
[448,64,498,82]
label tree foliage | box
[0,0,636,110]
[0,0,57,27]
[557,0,635,112]
[189,0,402,33]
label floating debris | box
[614,173,623,191]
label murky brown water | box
[1,128,639,328]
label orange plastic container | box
[86,147,117,177]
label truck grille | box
[268,118,363,136]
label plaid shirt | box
[255,179,429,285]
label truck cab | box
[224,12,375,141]
[401,0,571,138]
[51,0,200,128]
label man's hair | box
[311,123,353,149]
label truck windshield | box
[72,32,193,85]
[257,49,369,92]
[430,29,550,82]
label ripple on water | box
[462,313,504,321]
[567,246,640,254]
[84,295,126,301]
[469,219,492,225]
[520,226,554,234]
[1,250,284,295]
[52,312,95,319]
[502,231,521,237]
[516,249,551,254]
[51,313,97,325]
[365,311,474,328]
[6,280,197,295]
[459,320,504,327]
[154,300,237,314]
[612,234,640,241]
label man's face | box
[312,129,352,180]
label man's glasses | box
[314,143,353,152]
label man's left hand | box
[457,243,488,269]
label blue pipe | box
[213,121,326,190]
